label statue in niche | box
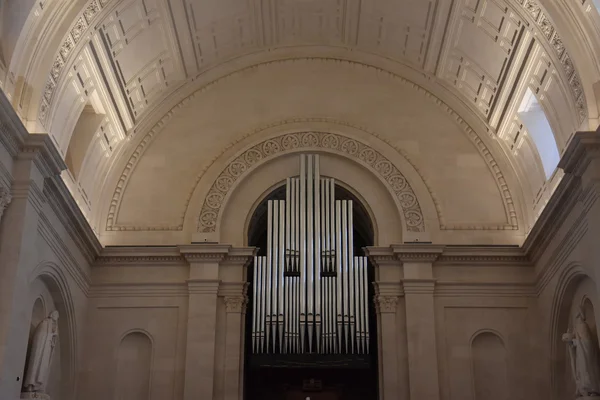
[562,307,600,397]
[22,310,59,394]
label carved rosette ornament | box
[224,296,248,313]
[0,186,12,222]
[374,295,400,314]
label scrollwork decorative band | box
[197,131,425,233]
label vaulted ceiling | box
[1,0,600,245]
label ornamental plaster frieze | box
[105,59,520,233]
[37,0,587,128]
[196,131,426,233]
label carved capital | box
[0,185,12,221]
[374,295,400,314]
[224,296,248,313]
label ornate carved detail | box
[511,0,587,122]
[39,0,587,129]
[374,295,399,313]
[197,131,426,233]
[224,296,248,313]
[107,60,518,232]
[37,0,106,127]
[0,186,12,221]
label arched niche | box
[115,331,153,400]
[551,267,600,398]
[23,277,63,398]
[26,263,78,400]
[470,331,509,400]
[218,151,403,247]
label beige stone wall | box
[1,86,600,400]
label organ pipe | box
[252,154,370,355]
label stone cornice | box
[218,281,249,297]
[367,245,531,266]
[392,244,444,263]
[179,243,232,263]
[19,134,66,178]
[0,89,27,157]
[187,279,221,294]
[44,176,102,264]
[95,246,185,266]
[402,279,436,294]
[558,129,600,177]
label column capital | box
[224,296,248,313]
[374,295,400,314]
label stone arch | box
[470,330,509,400]
[203,145,423,247]
[193,130,435,246]
[115,331,153,400]
[27,262,78,400]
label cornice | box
[179,244,232,262]
[402,279,437,294]
[0,90,27,157]
[95,246,185,266]
[392,244,444,263]
[19,134,66,178]
[367,245,531,266]
[44,176,102,264]
[558,129,600,177]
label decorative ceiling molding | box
[38,0,111,125]
[105,58,519,233]
[196,130,426,233]
[513,0,587,121]
[37,0,588,128]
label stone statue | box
[23,311,59,393]
[562,307,600,398]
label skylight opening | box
[517,88,560,180]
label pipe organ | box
[251,154,370,355]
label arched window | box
[517,88,560,180]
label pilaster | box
[366,247,405,400]
[179,244,255,400]
[180,245,229,400]
[394,244,443,400]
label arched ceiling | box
[1,0,600,246]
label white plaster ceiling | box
[2,0,600,245]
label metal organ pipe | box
[251,154,370,356]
